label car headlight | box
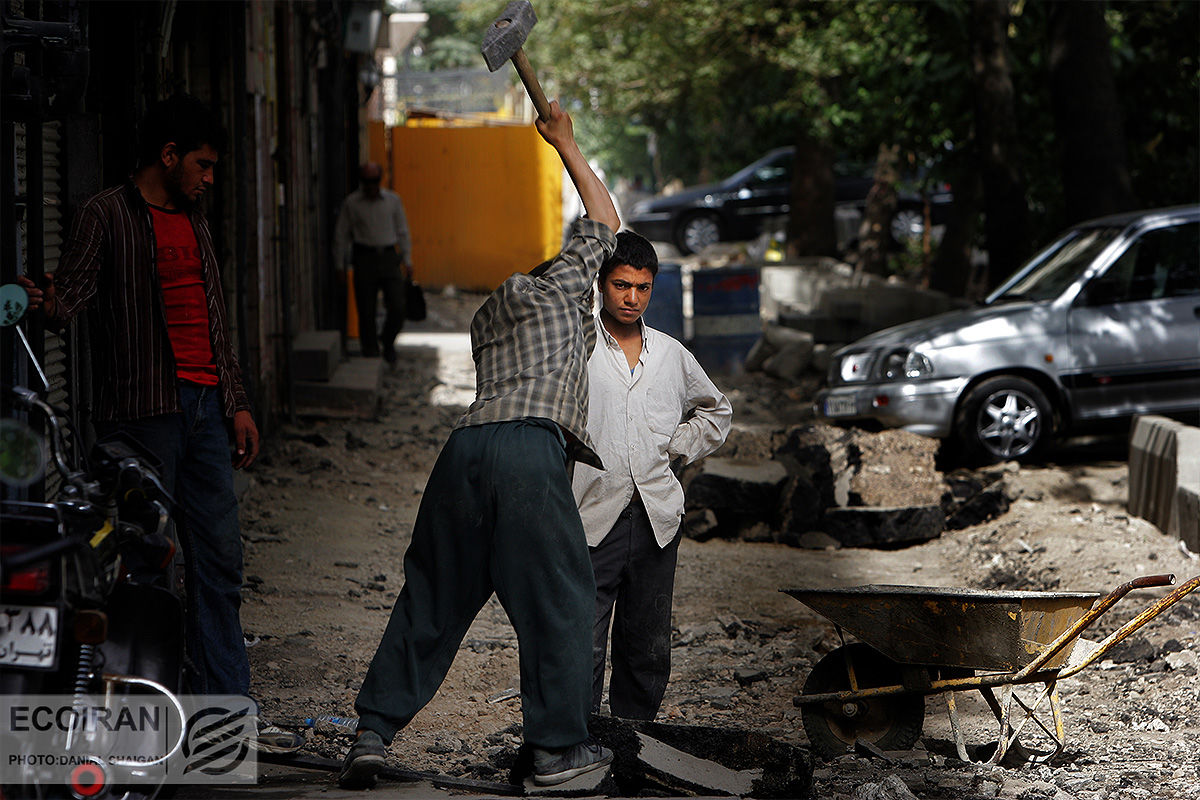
[880,350,933,381]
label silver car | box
[815,205,1200,462]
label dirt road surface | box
[237,290,1199,800]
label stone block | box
[822,505,944,548]
[1174,427,1200,551]
[291,330,342,382]
[635,732,759,795]
[588,716,812,799]
[1129,415,1200,549]
[293,357,382,419]
[814,285,955,333]
[810,343,834,376]
[685,458,789,514]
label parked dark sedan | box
[627,147,952,255]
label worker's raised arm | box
[536,101,619,233]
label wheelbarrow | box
[785,574,1200,765]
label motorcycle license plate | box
[0,605,59,669]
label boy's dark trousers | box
[354,419,595,748]
[589,496,680,719]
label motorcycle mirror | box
[0,417,47,487]
[0,282,50,391]
[0,282,29,326]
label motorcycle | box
[1,283,188,799]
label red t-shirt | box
[149,206,219,386]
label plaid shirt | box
[47,182,250,422]
[456,218,616,468]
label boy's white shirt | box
[572,314,732,548]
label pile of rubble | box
[682,423,1012,549]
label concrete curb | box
[1128,415,1200,551]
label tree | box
[969,0,1031,289]
[1049,1,1134,224]
[405,1,1197,295]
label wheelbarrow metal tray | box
[785,585,1101,671]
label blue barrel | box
[640,262,684,341]
[689,267,761,374]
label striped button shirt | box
[47,182,250,422]
[455,218,616,468]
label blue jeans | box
[96,383,251,697]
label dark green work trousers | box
[355,419,595,749]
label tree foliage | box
[408,1,1197,286]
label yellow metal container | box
[376,121,564,291]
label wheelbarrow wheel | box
[800,643,925,759]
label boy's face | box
[600,264,654,326]
[165,143,218,206]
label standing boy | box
[339,101,620,789]
[574,232,732,719]
[17,93,302,752]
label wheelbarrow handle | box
[1126,574,1176,589]
[1012,573,1178,681]
[1055,573,1200,679]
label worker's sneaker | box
[531,740,613,786]
[337,729,387,789]
[251,720,305,754]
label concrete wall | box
[1128,416,1200,551]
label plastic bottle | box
[304,715,359,734]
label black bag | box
[405,280,427,322]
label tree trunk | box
[856,143,900,278]
[785,133,837,257]
[970,0,1031,290]
[928,165,983,300]
[1049,1,1134,224]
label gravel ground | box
[237,289,1199,799]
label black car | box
[627,147,952,255]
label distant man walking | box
[574,232,732,719]
[334,162,413,363]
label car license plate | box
[824,395,857,417]
[0,605,59,669]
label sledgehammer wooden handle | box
[511,49,551,122]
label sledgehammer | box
[481,1,551,121]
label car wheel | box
[674,212,721,255]
[890,207,925,244]
[955,376,1052,464]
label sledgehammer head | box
[481,0,537,72]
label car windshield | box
[989,226,1123,304]
[725,150,791,187]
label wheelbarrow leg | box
[988,680,1066,766]
[1005,681,1065,765]
[944,692,971,763]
